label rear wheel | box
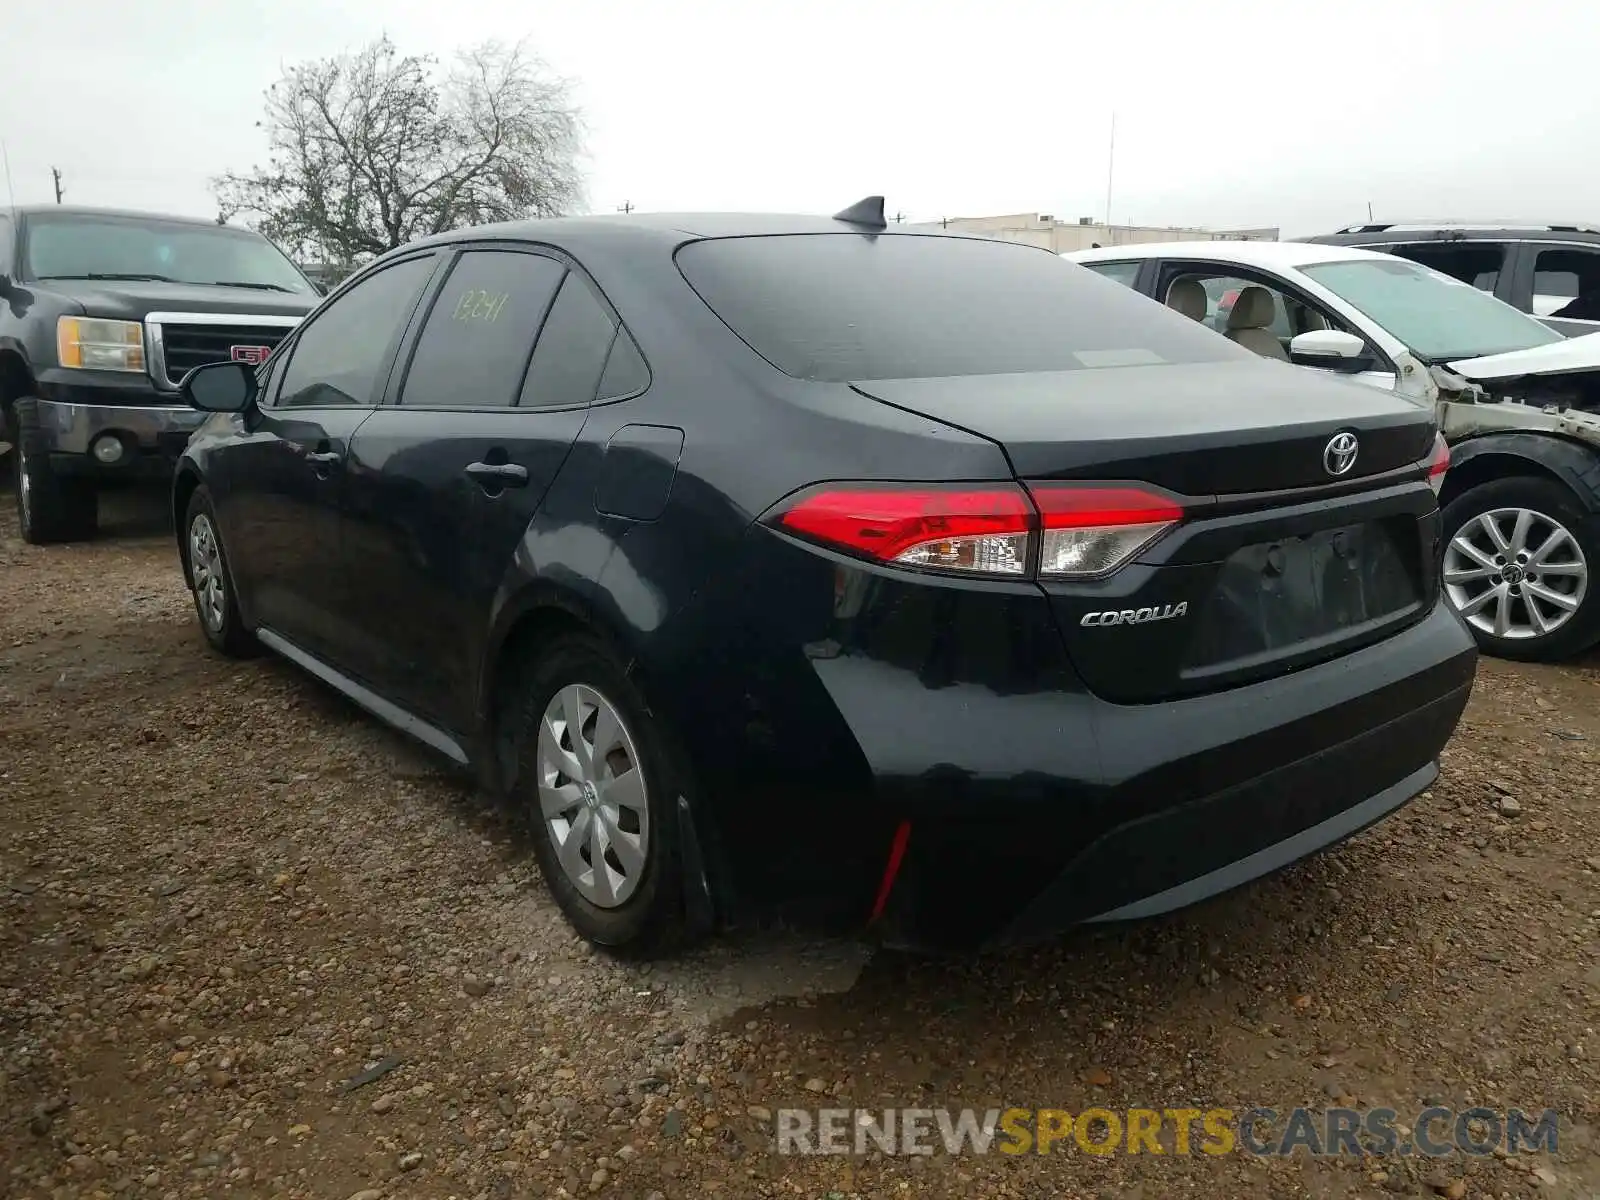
[184,485,259,658]
[507,632,690,958]
[1441,475,1600,662]
[14,398,97,545]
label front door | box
[340,248,625,731]
[1154,261,1400,393]
[221,252,440,666]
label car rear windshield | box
[1300,257,1564,362]
[674,233,1243,382]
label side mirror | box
[1289,329,1372,372]
[180,360,257,413]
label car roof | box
[1312,219,1600,238]
[1065,240,1396,270]
[8,203,245,229]
[407,210,985,254]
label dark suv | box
[170,204,1478,956]
[0,205,319,543]
[1304,220,1600,337]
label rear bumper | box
[655,529,1477,949]
[866,601,1475,951]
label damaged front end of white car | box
[1431,332,1600,447]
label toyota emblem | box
[1323,431,1359,477]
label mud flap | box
[676,793,717,935]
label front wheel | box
[14,398,97,545]
[1440,475,1600,662]
[508,632,691,958]
[184,486,259,658]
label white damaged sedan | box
[1067,239,1600,662]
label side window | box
[1186,275,1290,336]
[1162,267,1363,363]
[0,216,12,275]
[596,327,649,400]
[519,272,618,409]
[1533,247,1600,320]
[254,342,286,406]
[1082,260,1141,289]
[1383,241,1505,293]
[400,250,565,408]
[277,256,436,408]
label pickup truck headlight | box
[56,316,146,373]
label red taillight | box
[1031,485,1184,579]
[768,481,1183,579]
[1424,432,1449,497]
[772,484,1034,576]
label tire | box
[183,485,259,658]
[507,632,690,958]
[1440,474,1600,663]
[14,398,97,545]
[0,403,16,485]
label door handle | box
[305,451,341,465]
[465,461,530,487]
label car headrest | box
[1227,285,1277,330]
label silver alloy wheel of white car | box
[1443,506,1589,641]
[536,683,650,908]
[188,513,228,633]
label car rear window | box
[674,233,1243,382]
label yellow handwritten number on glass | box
[452,290,510,323]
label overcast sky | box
[3,0,1597,239]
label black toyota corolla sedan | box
[170,198,1478,956]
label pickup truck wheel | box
[1,404,16,483]
[1441,475,1600,662]
[14,398,97,545]
[183,485,259,658]
[506,632,692,959]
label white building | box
[905,212,1279,253]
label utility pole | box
[617,200,634,214]
[1103,111,1117,231]
[51,166,64,204]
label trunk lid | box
[852,360,1442,703]
[851,360,1433,495]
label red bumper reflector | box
[869,819,913,922]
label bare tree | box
[215,37,584,267]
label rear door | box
[1076,258,1155,296]
[214,252,439,665]
[340,246,628,731]
[1512,241,1600,335]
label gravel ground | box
[2,488,1598,1200]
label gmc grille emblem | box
[1080,602,1189,628]
[230,345,271,365]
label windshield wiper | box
[37,272,178,283]
[209,280,295,293]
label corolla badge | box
[1323,431,1359,477]
[1080,602,1188,628]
